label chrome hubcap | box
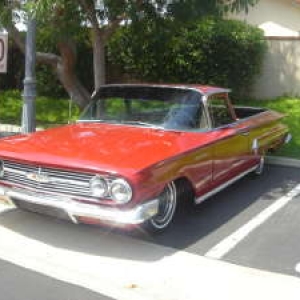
[150,182,177,229]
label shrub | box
[0,90,79,125]
[108,18,179,82]
[108,18,267,97]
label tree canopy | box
[0,0,259,108]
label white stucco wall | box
[252,39,300,99]
[231,0,300,99]
[233,0,300,36]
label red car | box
[0,84,290,232]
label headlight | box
[90,176,108,198]
[110,179,132,204]
[0,161,4,178]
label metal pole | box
[22,18,37,133]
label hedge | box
[108,18,267,97]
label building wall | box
[231,0,300,99]
[253,38,300,99]
[233,0,300,37]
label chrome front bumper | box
[0,187,159,225]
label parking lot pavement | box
[0,259,114,300]
[141,165,300,276]
[1,203,300,300]
[1,165,300,300]
[224,192,300,276]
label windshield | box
[78,86,207,131]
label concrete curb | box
[0,124,21,138]
[0,124,44,137]
[266,156,300,168]
[0,124,21,132]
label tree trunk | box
[56,63,90,110]
[51,41,91,109]
[93,28,106,93]
[37,50,90,109]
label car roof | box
[97,84,231,97]
[189,85,231,96]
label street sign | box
[0,33,8,73]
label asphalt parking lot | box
[1,164,300,299]
[142,164,300,276]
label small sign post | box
[0,33,8,73]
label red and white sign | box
[0,33,8,73]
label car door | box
[207,93,250,185]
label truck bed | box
[234,106,266,119]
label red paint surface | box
[0,123,222,175]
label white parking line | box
[205,184,300,260]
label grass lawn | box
[0,90,299,159]
[0,90,79,126]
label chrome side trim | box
[195,165,258,204]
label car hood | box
[0,123,215,176]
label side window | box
[208,94,235,128]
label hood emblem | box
[26,168,50,183]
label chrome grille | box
[2,160,100,200]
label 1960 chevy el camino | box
[0,85,291,232]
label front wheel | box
[143,181,178,233]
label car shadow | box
[139,165,300,251]
[0,165,299,262]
